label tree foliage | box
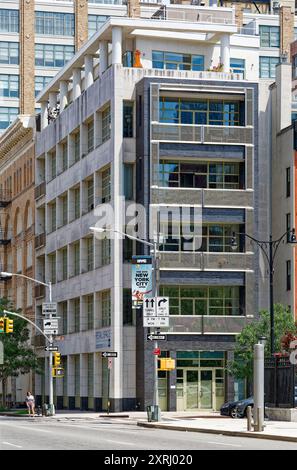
[228,304,297,381]
[0,298,42,407]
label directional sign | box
[147,334,167,341]
[44,345,59,352]
[101,351,117,358]
[42,302,57,316]
[143,297,169,317]
[143,317,169,327]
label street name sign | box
[101,351,118,358]
[147,334,167,341]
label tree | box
[0,298,41,408]
[228,304,297,383]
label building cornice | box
[0,115,35,165]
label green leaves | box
[228,304,297,381]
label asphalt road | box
[0,416,296,450]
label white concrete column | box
[49,91,58,109]
[112,26,122,65]
[40,101,48,129]
[73,68,82,100]
[60,80,69,112]
[84,54,94,88]
[220,34,230,73]
[80,354,88,400]
[99,40,108,75]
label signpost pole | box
[153,240,160,420]
[48,282,54,416]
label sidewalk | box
[137,415,297,443]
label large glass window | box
[35,44,74,68]
[102,290,111,327]
[0,42,19,65]
[259,56,279,79]
[160,285,243,316]
[101,167,111,203]
[0,107,18,130]
[87,120,94,154]
[0,75,19,98]
[259,26,280,48]
[159,97,243,126]
[35,11,74,36]
[159,160,243,189]
[123,102,133,138]
[88,15,109,37]
[152,51,204,71]
[35,76,53,97]
[88,0,121,3]
[0,9,19,33]
[159,223,240,253]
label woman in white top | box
[25,392,35,416]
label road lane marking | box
[2,441,23,448]
[104,440,137,446]
[207,441,242,447]
[0,422,53,433]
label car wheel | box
[230,408,238,419]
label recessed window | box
[152,51,204,71]
[259,56,279,79]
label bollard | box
[247,406,252,431]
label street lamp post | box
[90,226,161,420]
[231,229,297,354]
[0,271,54,414]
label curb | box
[0,412,32,417]
[137,422,297,443]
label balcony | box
[163,315,253,335]
[0,189,11,208]
[35,233,46,250]
[159,251,253,271]
[35,284,45,299]
[151,5,234,25]
[35,182,46,200]
[151,123,253,145]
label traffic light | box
[5,318,13,333]
[0,317,4,333]
[53,352,61,367]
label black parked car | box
[220,397,254,418]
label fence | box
[264,356,295,408]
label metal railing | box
[35,233,46,250]
[35,181,46,200]
[151,5,234,25]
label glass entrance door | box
[186,370,199,409]
[183,368,214,410]
[200,370,213,409]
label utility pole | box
[153,240,160,419]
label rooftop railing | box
[151,5,234,25]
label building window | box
[102,106,111,143]
[73,298,80,332]
[123,289,133,325]
[35,11,74,36]
[88,15,109,37]
[88,0,121,3]
[286,167,290,198]
[0,9,19,33]
[159,97,243,126]
[87,178,94,212]
[159,222,240,253]
[87,120,94,154]
[26,240,33,268]
[0,75,19,98]
[49,202,56,233]
[160,285,243,316]
[60,302,67,334]
[259,26,280,48]
[61,142,68,172]
[101,167,111,203]
[74,187,80,219]
[49,151,56,181]
[123,102,133,138]
[102,290,111,327]
[152,51,204,71]
[35,76,53,97]
[101,238,111,266]
[35,44,74,68]
[49,253,56,284]
[286,213,291,243]
[286,260,291,291]
[16,246,22,273]
[230,58,245,77]
[87,354,94,397]
[124,164,133,200]
[61,247,68,281]
[74,242,80,276]
[0,107,19,130]
[86,295,94,330]
[87,237,94,271]
[0,42,19,65]
[74,131,80,163]
[259,57,279,79]
[159,160,243,189]
[61,194,68,226]
[123,237,133,262]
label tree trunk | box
[1,378,6,409]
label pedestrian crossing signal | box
[5,318,13,333]
[52,367,64,378]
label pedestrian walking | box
[25,392,35,416]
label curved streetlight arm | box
[3,309,52,344]
[0,272,50,289]
[89,226,154,248]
